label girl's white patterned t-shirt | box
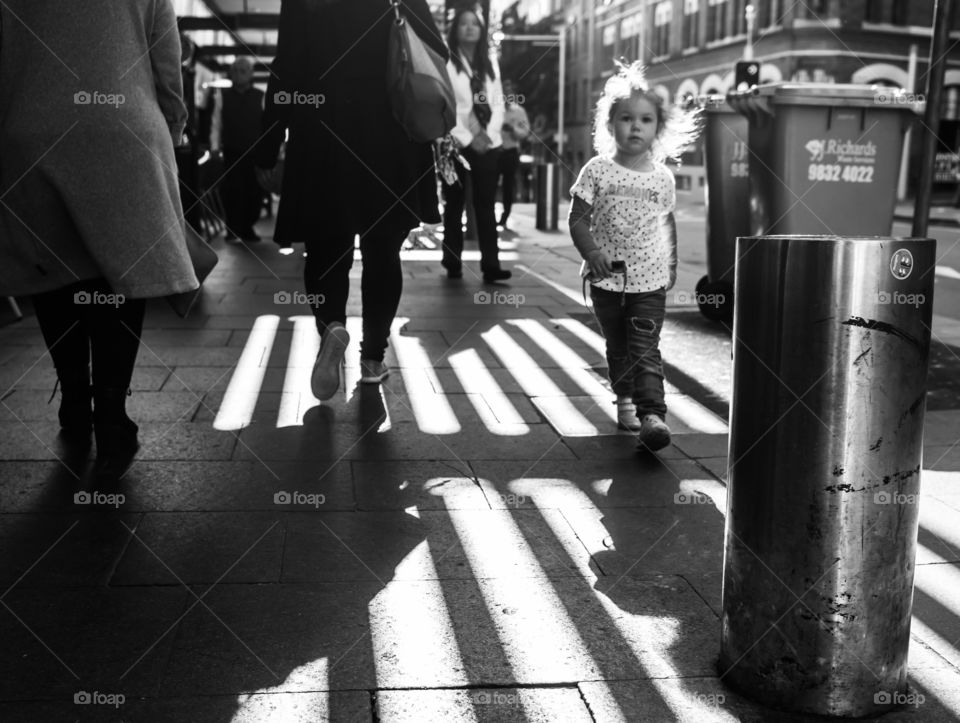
[570,156,676,293]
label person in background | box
[211,57,264,242]
[496,79,530,233]
[176,32,202,233]
[0,0,199,482]
[440,3,510,283]
[255,0,447,399]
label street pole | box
[898,43,918,202]
[744,5,755,60]
[558,29,566,159]
[912,0,954,238]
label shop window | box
[652,2,672,56]
[865,0,908,24]
[683,0,700,48]
[707,0,728,42]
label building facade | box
[503,0,960,198]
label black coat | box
[258,0,447,246]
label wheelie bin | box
[698,96,750,322]
[725,83,921,236]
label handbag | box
[166,223,219,318]
[386,0,456,143]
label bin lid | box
[741,82,918,109]
[700,95,736,114]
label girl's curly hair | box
[593,60,701,163]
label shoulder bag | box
[386,0,455,143]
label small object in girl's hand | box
[611,260,626,272]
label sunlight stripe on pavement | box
[554,317,728,433]
[276,315,319,428]
[515,263,586,305]
[507,319,617,426]
[482,325,598,436]
[449,348,530,436]
[213,315,279,431]
[391,317,460,435]
[368,536,474,692]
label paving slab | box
[157,575,716,696]
[282,508,590,583]
[579,674,958,723]
[567,503,725,578]
[0,690,372,722]
[561,433,689,461]
[132,422,238,461]
[473,457,728,509]
[157,581,385,696]
[0,460,90,512]
[233,415,573,462]
[111,460,356,512]
[0,512,138,587]
[352,460,486,510]
[0,587,187,700]
[375,686,593,722]
[111,511,285,585]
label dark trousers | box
[441,146,502,273]
[590,286,667,418]
[303,219,408,362]
[497,147,520,225]
[32,279,146,395]
[221,149,262,236]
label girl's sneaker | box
[637,414,671,451]
[616,397,642,431]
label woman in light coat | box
[440,3,509,283]
[0,0,198,480]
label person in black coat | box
[256,0,447,399]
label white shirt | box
[570,155,676,293]
[446,53,504,149]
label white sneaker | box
[637,414,671,451]
[311,322,349,401]
[616,397,642,431]
[360,359,389,384]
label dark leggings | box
[303,220,408,362]
[32,279,146,394]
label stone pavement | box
[0,200,959,722]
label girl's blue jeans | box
[590,285,667,419]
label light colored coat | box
[446,53,505,150]
[0,0,199,298]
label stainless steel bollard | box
[720,235,935,717]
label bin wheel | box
[698,279,734,323]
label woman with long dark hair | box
[440,3,510,283]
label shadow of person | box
[143,380,431,722]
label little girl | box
[569,62,699,451]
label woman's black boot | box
[92,388,139,483]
